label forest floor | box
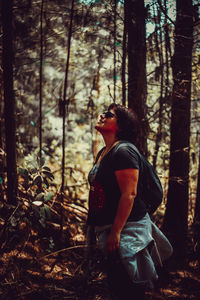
[0,224,200,300]
[0,192,200,300]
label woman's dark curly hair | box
[108,103,142,150]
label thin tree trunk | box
[153,4,164,170]
[163,0,170,128]
[121,0,127,106]
[0,72,3,149]
[193,132,200,266]
[1,0,17,204]
[60,0,74,234]
[0,70,4,201]
[194,132,200,223]
[126,0,147,155]
[91,49,102,161]
[39,0,44,160]
[163,0,193,261]
[113,0,117,102]
[164,0,170,94]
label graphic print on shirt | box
[89,180,106,211]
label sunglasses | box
[103,111,115,118]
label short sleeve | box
[112,144,140,171]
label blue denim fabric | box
[95,213,173,289]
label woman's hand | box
[106,230,120,253]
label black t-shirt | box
[87,141,147,226]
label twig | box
[8,204,19,223]
[39,244,93,260]
[157,0,175,26]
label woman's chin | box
[95,125,101,131]
[95,123,102,129]
[95,124,105,133]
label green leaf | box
[18,167,25,175]
[115,41,122,47]
[39,204,51,220]
[44,204,51,219]
[0,177,3,184]
[112,74,119,80]
[44,192,54,202]
[29,167,37,175]
[32,175,42,186]
[32,201,43,207]
[76,117,86,124]
[42,166,51,172]
[42,171,54,180]
[35,193,44,201]
[40,206,46,219]
[18,168,29,177]
[43,177,49,189]
[18,168,29,188]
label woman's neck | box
[102,134,119,150]
[96,135,120,165]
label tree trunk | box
[39,0,44,160]
[121,0,128,106]
[0,69,3,149]
[194,141,200,223]
[0,66,4,201]
[126,0,147,155]
[113,0,117,102]
[1,0,17,204]
[163,0,193,261]
[60,0,74,235]
[193,140,200,263]
[152,5,164,170]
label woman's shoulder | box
[112,141,141,161]
[111,141,141,169]
[114,141,140,155]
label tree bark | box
[194,138,200,223]
[113,0,117,102]
[0,69,4,202]
[1,0,17,204]
[39,0,44,160]
[153,4,164,170]
[126,0,148,155]
[163,0,193,260]
[0,70,3,149]
[121,0,128,106]
[193,138,200,260]
[60,0,74,235]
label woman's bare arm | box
[106,169,139,252]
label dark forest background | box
[0,0,200,299]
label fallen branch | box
[39,244,94,260]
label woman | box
[87,103,172,300]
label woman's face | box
[95,109,118,134]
